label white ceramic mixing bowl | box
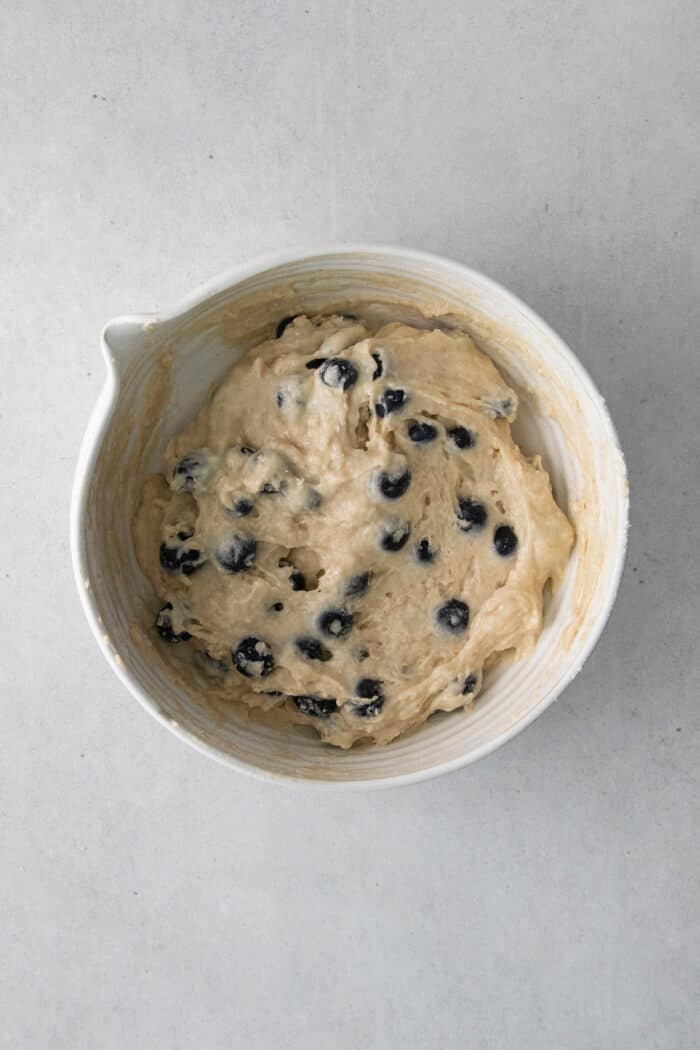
[71,245,628,788]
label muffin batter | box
[134,314,574,748]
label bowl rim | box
[70,242,629,790]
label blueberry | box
[305,357,327,370]
[448,426,475,450]
[456,497,488,532]
[271,601,284,612]
[375,388,406,418]
[291,695,338,718]
[352,678,385,717]
[290,571,306,591]
[319,608,353,638]
[346,571,372,598]
[407,420,438,443]
[371,352,383,380]
[232,636,274,678]
[159,542,205,575]
[436,598,470,633]
[172,452,211,492]
[380,521,411,551]
[276,315,298,338]
[377,467,411,500]
[155,603,191,643]
[494,524,518,556]
[176,528,193,541]
[416,538,437,563]
[260,481,283,495]
[462,672,478,696]
[231,497,254,517]
[214,534,256,573]
[295,636,332,662]
[320,357,358,390]
[240,445,256,455]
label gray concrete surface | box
[2,1,699,1047]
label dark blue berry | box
[456,497,488,532]
[260,481,283,495]
[448,426,475,450]
[291,695,338,718]
[271,601,284,612]
[352,678,385,717]
[320,357,358,390]
[462,673,478,696]
[378,467,411,500]
[416,538,437,563]
[380,521,411,551]
[155,603,191,643]
[375,388,406,417]
[290,571,306,591]
[305,357,327,370]
[176,528,193,541]
[319,608,353,638]
[159,542,205,575]
[276,315,298,338]
[346,571,372,598]
[232,636,274,677]
[296,637,332,662]
[436,598,470,633]
[407,420,438,443]
[172,452,210,492]
[214,534,256,573]
[232,497,254,517]
[240,445,256,455]
[494,524,518,556]
[371,352,383,380]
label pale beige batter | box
[134,314,574,748]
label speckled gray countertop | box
[2,1,699,1046]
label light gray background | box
[2,1,699,1047]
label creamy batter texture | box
[134,314,574,748]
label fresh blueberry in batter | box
[231,497,254,517]
[176,528,193,541]
[371,352,383,380]
[346,571,372,598]
[291,695,338,718]
[375,388,406,418]
[448,426,475,450]
[319,608,353,638]
[232,636,274,677]
[155,603,191,643]
[352,678,385,717]
[295,636,332,662]
[436,598,470,633]
[416,538,437,563]
[320,358,358,390]
[462,673,478,696]
[377,467,412,500]
[159,542,205,575]
[276,315,298,338]
[271,601,284,612]
[407,420,438,443]
[305,357,327,370]
[380,521,411,551]
[172,452,210,492]
[214,534,256,573]
[290,571,306,591]
[494,524,518,556]
[456,497,488,532]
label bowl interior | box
[78,250,627,785]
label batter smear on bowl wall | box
[134,312,574,748]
